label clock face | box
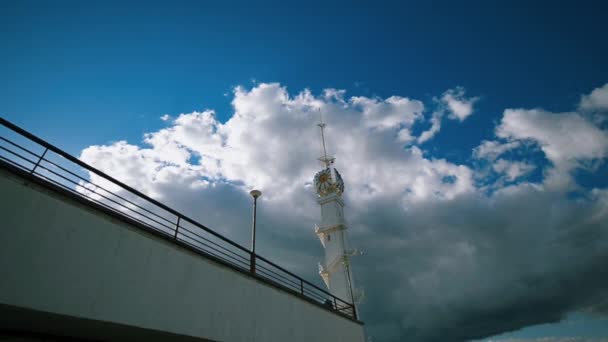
[318,173,330,183]
[314,168,344,196]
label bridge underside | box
[0,303,213,341]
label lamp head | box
[250,189,262,199]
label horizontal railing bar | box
[31,168,259,278]
[0,145,39,167]
[0,155,35,173]
[255,263,303,289]
[0,118,250,254]
[253,268,314,296]
[39,157,177,227]
[255,266,295,285]
[256,272,302,295]
[255,268,301,292]
[178,238,249,271]
[39,159,254,277]
[177,231,249,262]
[33,171,175,238]
[33,163,177,232]
[38,178,175,239]
[303,291,330,304]
[335,305,354,312]
[255,253,341,302]
[254,261,346,305]
[302,286,330,298]
[0,136,43,158]
[35,160,173,229]
[302,285,332,299]
[177,231,251,267]
[177,225,250,262]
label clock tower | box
[313,116,362,311]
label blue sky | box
[3,0,607,156]
[2,1,608,341]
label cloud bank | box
[80,82,608,341]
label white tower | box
[313,116,362,311]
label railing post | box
[333,297,337,310]
[250,252,256,274]
[353,304,358,320]
[300,279,304,295]
[174,216,181,239]
[30,148,48,174]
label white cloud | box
[417,111,442,144]
[580,83,608,112]
[397,128,416,143]
[497,109,608,163]
[83,84,469,204]
[351,95,424,131]
[160,114,171,121]
[495,108,608,189]
[473,140,521,161]
[492,159,535,181]
[417,87,479,144]
[442,86,479,121]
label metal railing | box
[0,117,357,321]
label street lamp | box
[249,189,261,274]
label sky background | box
[2,1,608,341]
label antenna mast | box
[317,110,335,168]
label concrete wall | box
[0,168,365,342]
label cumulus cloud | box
[442,86,479,121]
[492,159,535,181]
[473,140,521,161]
[496,109,608,163]
[495,108,608,189]
[417,111,442,144]
[418,87,479,144]
[79,83,608,342]
[352,95,424,131]
[580,83,608,112]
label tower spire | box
[317,110,335,168]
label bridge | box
[0,118,365,341]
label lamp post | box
[249,189,261,274]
